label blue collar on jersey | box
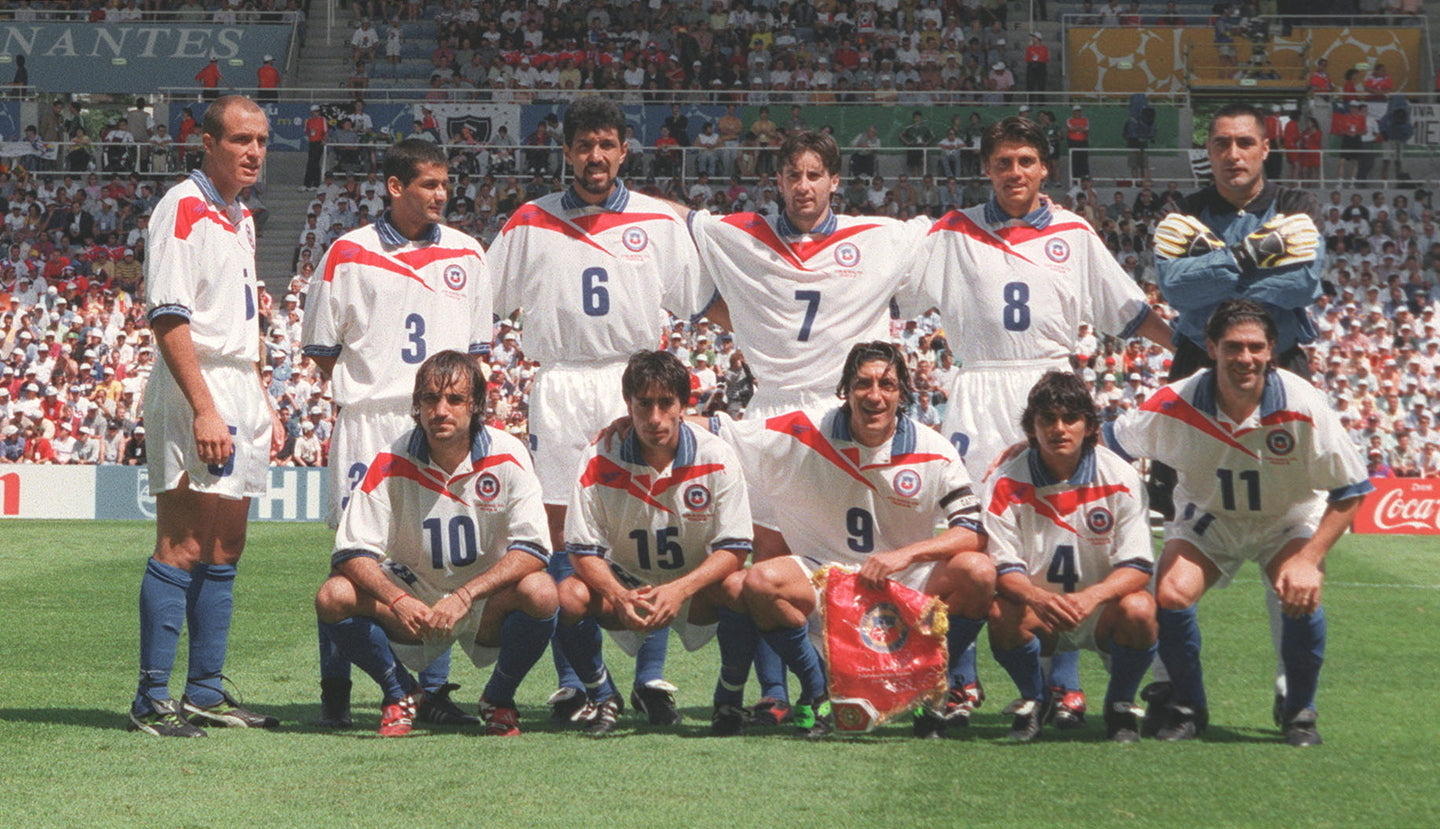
[618,419,697,468]
[561,179,630,212]
[375,211,441,246]
[1192,367,1288,419]
[776,208,838,238]
[831,405,917,456]
[189,169,240,211]
[1026,443,1098,487]
[983,195,1052,230]
[407,424,492,466]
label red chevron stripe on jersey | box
[393,246,483,269]
[720,213,884,269]
[579,455,671,513]
[863,451,952,471]
[991,220,1096,246]
[1141,386,1257,457]
[502,203,612,255]
[1260,409,1316,429]
[359,453,465,502]
[569,211,680,235]
[928,209,1038,266]
[764,410,873,489]
[987,476,1130,533]
[321,240,432,289]
[173,196,244,240]
[474,453,527,473]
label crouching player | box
[313,351,557,737]
[714,341,994,738]
[983,371,1156,743]
[1104,300,1371,746]
[555,351,752,735]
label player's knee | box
[741,559,791,602]
[314,576,356,623]
[1154,580,1195,612]
[517,570,560,618]
[556,576,591,623]
[1115,590,1158,640]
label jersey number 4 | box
[1046,544,1078,593]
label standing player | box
[488,97,708,725]
[1104,300,1371,746]
[1151,102,1322,718]
[906,116,1171,720]
[302,138,493,729]
[313,351,556,737]
[680,131,934,724]
[129,96,279,737]
[555,351,752,734]
[983,371,1156,743]
[715,342,995,738]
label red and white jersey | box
[983,445,1153,594]
[713,406,982,567]
[1106,368,1373,522]
[146,170,261,364]
[490,182,705,366]
[333,425,550,595]
[565,421,752,586]
[905,200,1151,365]
[301,214,492,411]
[689,209,930,410]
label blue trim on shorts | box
[1117,559,1155,576]
[303,344,343,357]
[712,538,753,554]
[566,543,606,557]
[1330,480,1374,502]
[331,549,381,568]
[509,540,550,564]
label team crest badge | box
[476,473,501,501]
[858,603,909,653]
[1086,507,1114,534]
[622,226,649,252]
[443,264,467,291]
[892,469,922,498]
[683,483,712,511]
[1045,238,1070,263]
[834,242,861,268]
[1266,429,1296,456]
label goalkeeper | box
[1148,102,1323,730]
[1153,102,1323,381]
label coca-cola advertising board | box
[1352,478,1440,534]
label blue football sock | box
[761,624,826,704]
[184,563,235,707]
[1048,648,1082,691]
[1281,606,1326,716]
[546,554,583,691]
[946,616,985,688]
[484,610,558,707]
[633,626,670,687]
[317,619,352,682]
[319,616,414,704]
[753,638,790,702]
[417,648,453,694]
[135,558,191,713]
[1105,641,1157,707]
[1157,606,1207,708]
[554,615,609,698]
[714,607,759,706]
[992,637,1045,701]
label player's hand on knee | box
[1274,560,1323,617]
[1236,213,1319,269]
[1154,213,1225,260]
[388,593,429,639]
[1034,592,1084,631]
[193,409,234,466]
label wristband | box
[387,593,413,612]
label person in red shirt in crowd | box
[1308,58,1334,93]
[304,104,327,189]
[1363,62,1394,101]
[1263,104,1284,180]
[1066,104,1090,179]
[256,55,282,103]
[195,58,223,101]
[1024,32,1049,92]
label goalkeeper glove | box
[1234,213,1320,269]
[1154,213,1226,260]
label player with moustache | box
[1104,300,1371,747]
[983,371,1156,743]
[489,97,710,727]
[314,351,556,737]
[554,351,753,735]
[302,138,494,729]
[129,96,281,737]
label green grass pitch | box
[1,520,1437,827]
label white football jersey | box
[689,210,930,410]
[984,445,1154,594]
[333,426,550,596]
[146,170,261,363]
[1106,368,1373,522]
[302,215,493,411]
[714,406,982,568]
[565,421,752,586]
[905,201,1151,365]
[490,183,706,366]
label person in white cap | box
[257,54,281,102]
[1024,32,1050,92]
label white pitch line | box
[1229,577,1440,591]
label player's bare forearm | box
[888,525,985,567]
[654,547,747,604]
[1134,310,1175,352]
[1297,495,1364,568]
[459,548,545,604]
[571,551,643,619]
[1070,566,1150,618]
[998,570,1083,629]
[337,554,409,608]
[752,524,792,561]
